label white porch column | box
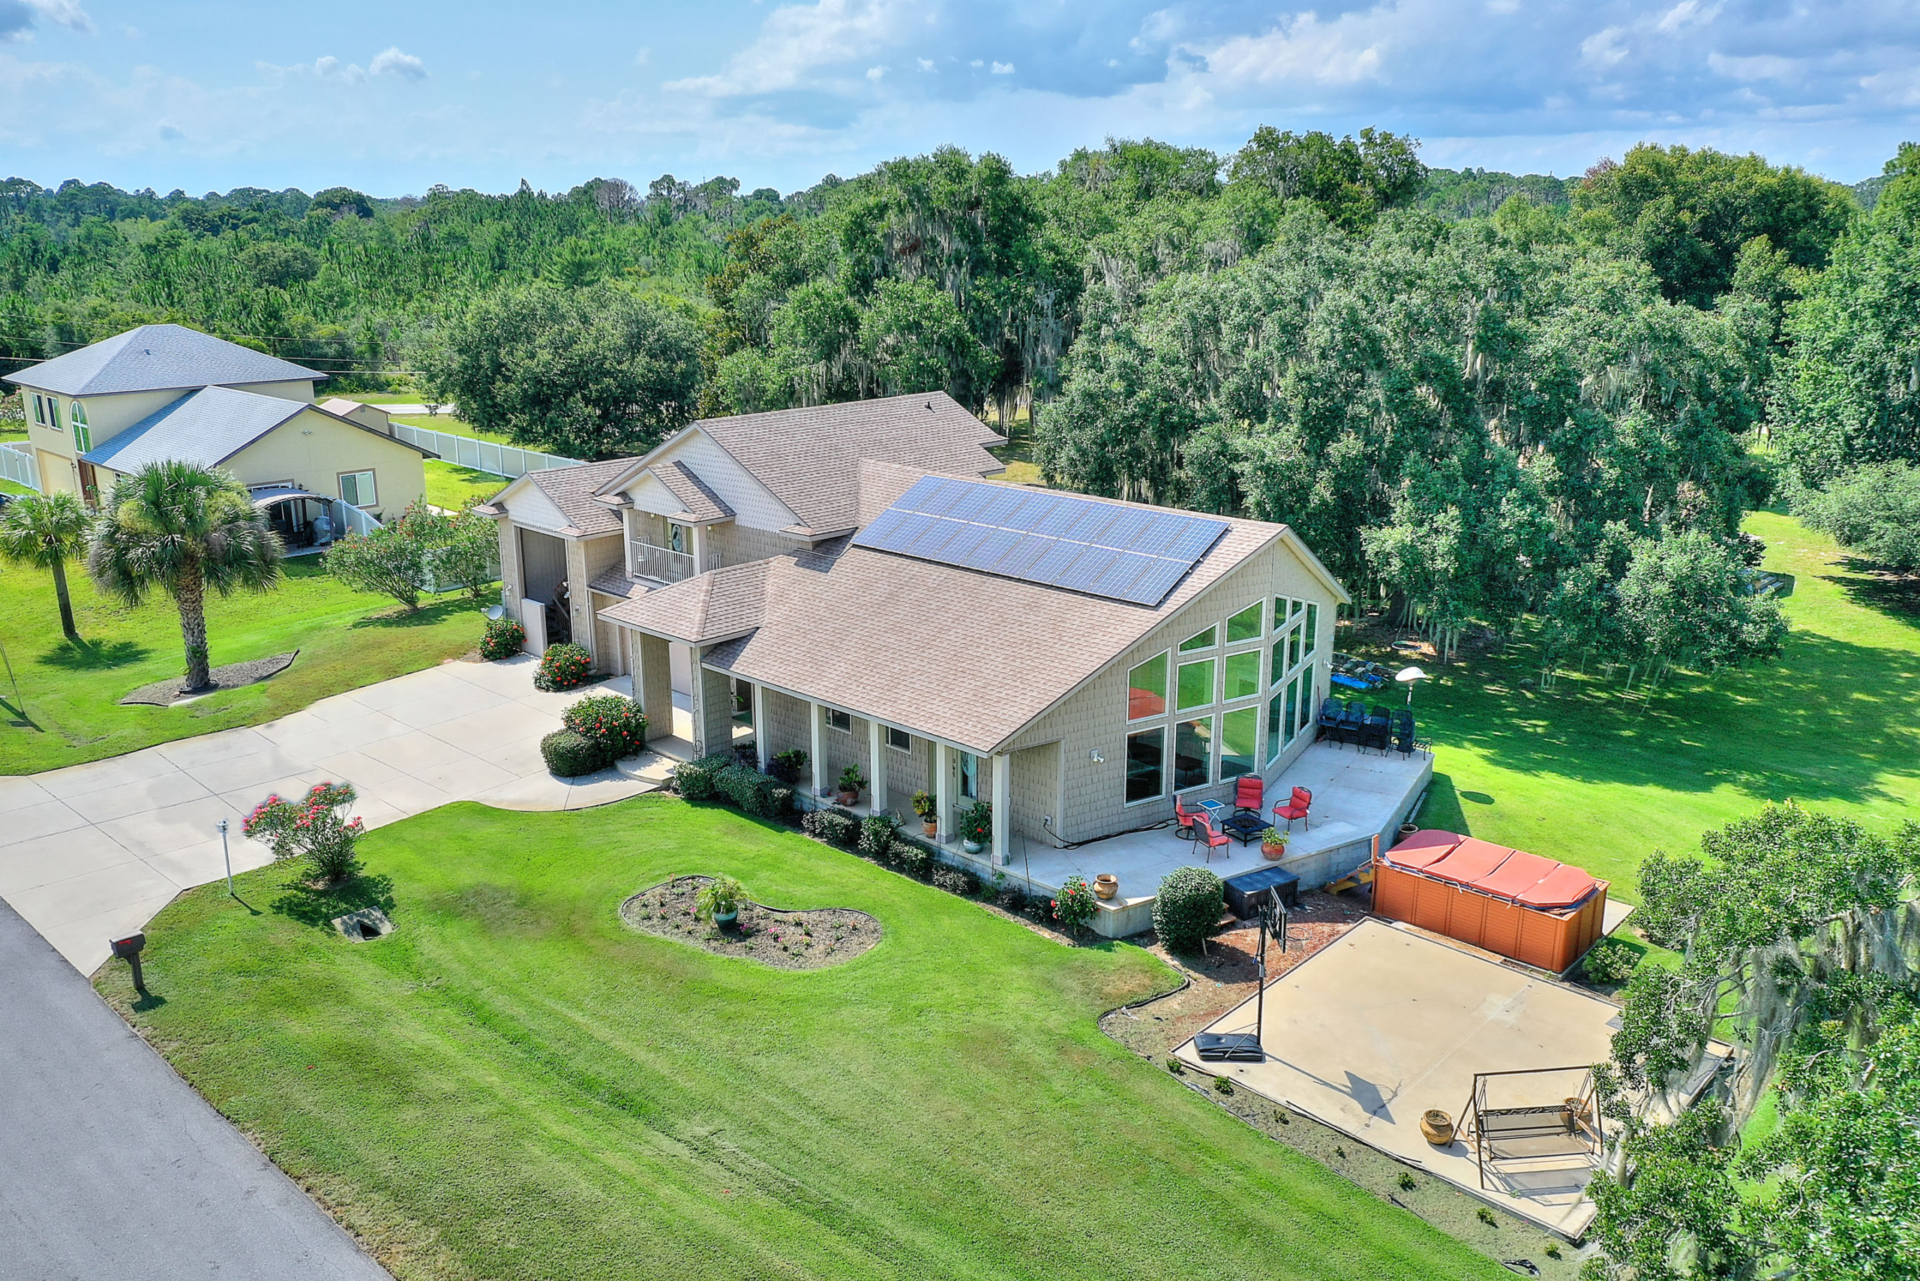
[752,683,769,771]
[809,700,825,800]
[690,523,707,573]
[868,720,888,817]
[991,752,1011,867]
[935,742,952,844]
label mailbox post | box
[109,933,148,996]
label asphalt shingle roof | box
[525,458,638,537]
[686,392,1004,534]
[597,560,769,643]
[6,325,326,397]
[82,387,311,472]
[647,460,734,523]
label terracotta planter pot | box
[1093,874,1119,900]
[837,791,858,807]
[921,819,937,837]
[1262,841,1288,861]
[1420,1109,1454,1146]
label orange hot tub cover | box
[1372,829,1608,974]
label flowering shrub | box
[243,781,364,885]
[1052,874,1097,934]
[479,615,526,661]
[562,693,648,760]
[533,642,592,691]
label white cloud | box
[1197,12,1388,88]
[633,47,650,66]
[1580,26,1630,68]
[1655,1,1722,35]
[916,56,934,71]
[990,60,1013,74]
[28,0,93,34]
[668,0,921,97]
[866,64,886,79]
[369,46,427,81]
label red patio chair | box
[1232,774,1265,816]
[1192,814,1231,864]
[1273,786,1312,831]
[1173,795,1199,842]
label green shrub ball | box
[1152,865,1224,954]
[540,729,609,777]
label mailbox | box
[109,933,146,960]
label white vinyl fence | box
[0,443,39,492]
[389,423,581,479]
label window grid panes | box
[1272,597,1290,633]
[1127,652,1168,721]
[340,470,376,507]
[1226,601,1263,644]
[1220,707,1257,780]
[1266,693,1285,763]
[1125,729,1165,804]
[1176,659,1215,712]
[1223,650,1262,702]
[1178,625,1216,653]
[1296,672,1313,733]
[1302,603,1318,657]
[1283,678,1300,746]
[1287,627,1302,671]
[1173,719,1212,791]
[71,401,91,452]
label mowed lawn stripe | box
[106,799,1502,1281]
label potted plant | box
[911,790,937,837]
[695,875,745,927]
[836,765,865,807]
[1260,827,1290,860]
[958,801,992,855]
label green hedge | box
[1152,865,1224,954]
[802,809,858,847]
[541,729,608,778]
[674,755,792,819]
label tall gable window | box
[70,401,91,452]
[1127,652,1167,721]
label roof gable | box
[7,325,326,397]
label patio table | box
[1221,811,1268,846]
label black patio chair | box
[1316,697,1343,740]
[1362,704,1392,754]
[1336,701,1367,747]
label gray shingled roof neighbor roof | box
[587,567,650,600]
[83,387,312,472]
[523,458,639,537]
[608,392,1004,536]
[5,324,326,396]
[647,460,734,523]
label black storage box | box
[1223,865,1301,917]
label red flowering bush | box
[533,642,592,691]
[243,781,364,885]
[561,693,648,761]
[1052,875,1097,935]
[479,615,525,661]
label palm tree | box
[0,491,92,641]
[88,461,283,691]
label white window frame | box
[1172,715,1216,794]
[825,707,852,733]
[70,399,91,452]
[1125,648,1170,724]
[339,469,378,508]
[30,394,47,427]
[1123,725,1168,807]
[885,725,910,752]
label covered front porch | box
[958,741,1432,937]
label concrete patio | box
[0,655,671,974]
[1174,919,1647,1238]
[955,740,1431,936]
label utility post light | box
[217,817,234,899]
[1395,665,1428,708]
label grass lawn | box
[423,458,508,512]
[1402,509,1920,899]
[100,798,1505,1281]
[0,554,490,774]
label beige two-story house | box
[5,325,430,542]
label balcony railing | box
[630,538,718,583]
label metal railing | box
[0,443,39,492]
[630,538,698,583]
[388,423,581,479]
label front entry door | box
[75,461,100,509]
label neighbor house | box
[478,393,1348,868]
[5,325,432,544]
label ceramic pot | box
[962,839,984,855]
[1399,822,1419,838]
[1262,840,1288,861]
[1420,1109,1454,1146]
[1093,874,1119,900]
[713,908,738,926]
[922,819,937,837]
[837,790,858,806]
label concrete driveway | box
[0,655,666,974]
[0,895,394,1281]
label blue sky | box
[3,1,1918,196]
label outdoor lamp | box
[1395,665,1428,707]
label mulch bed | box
[120,651,299,706]
[618,875,881,970]
[1102,890,1371,1059]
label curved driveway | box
[0,655,665,973]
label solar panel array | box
[852,476,1230,607]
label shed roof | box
[6,325,325,396]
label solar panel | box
[852,476,1231,606]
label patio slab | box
[2,656,658,974]
[1174,919,1656,1238]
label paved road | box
[0,655,665,973]
[0,895,394,1281]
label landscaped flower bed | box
[618,875,880,970]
